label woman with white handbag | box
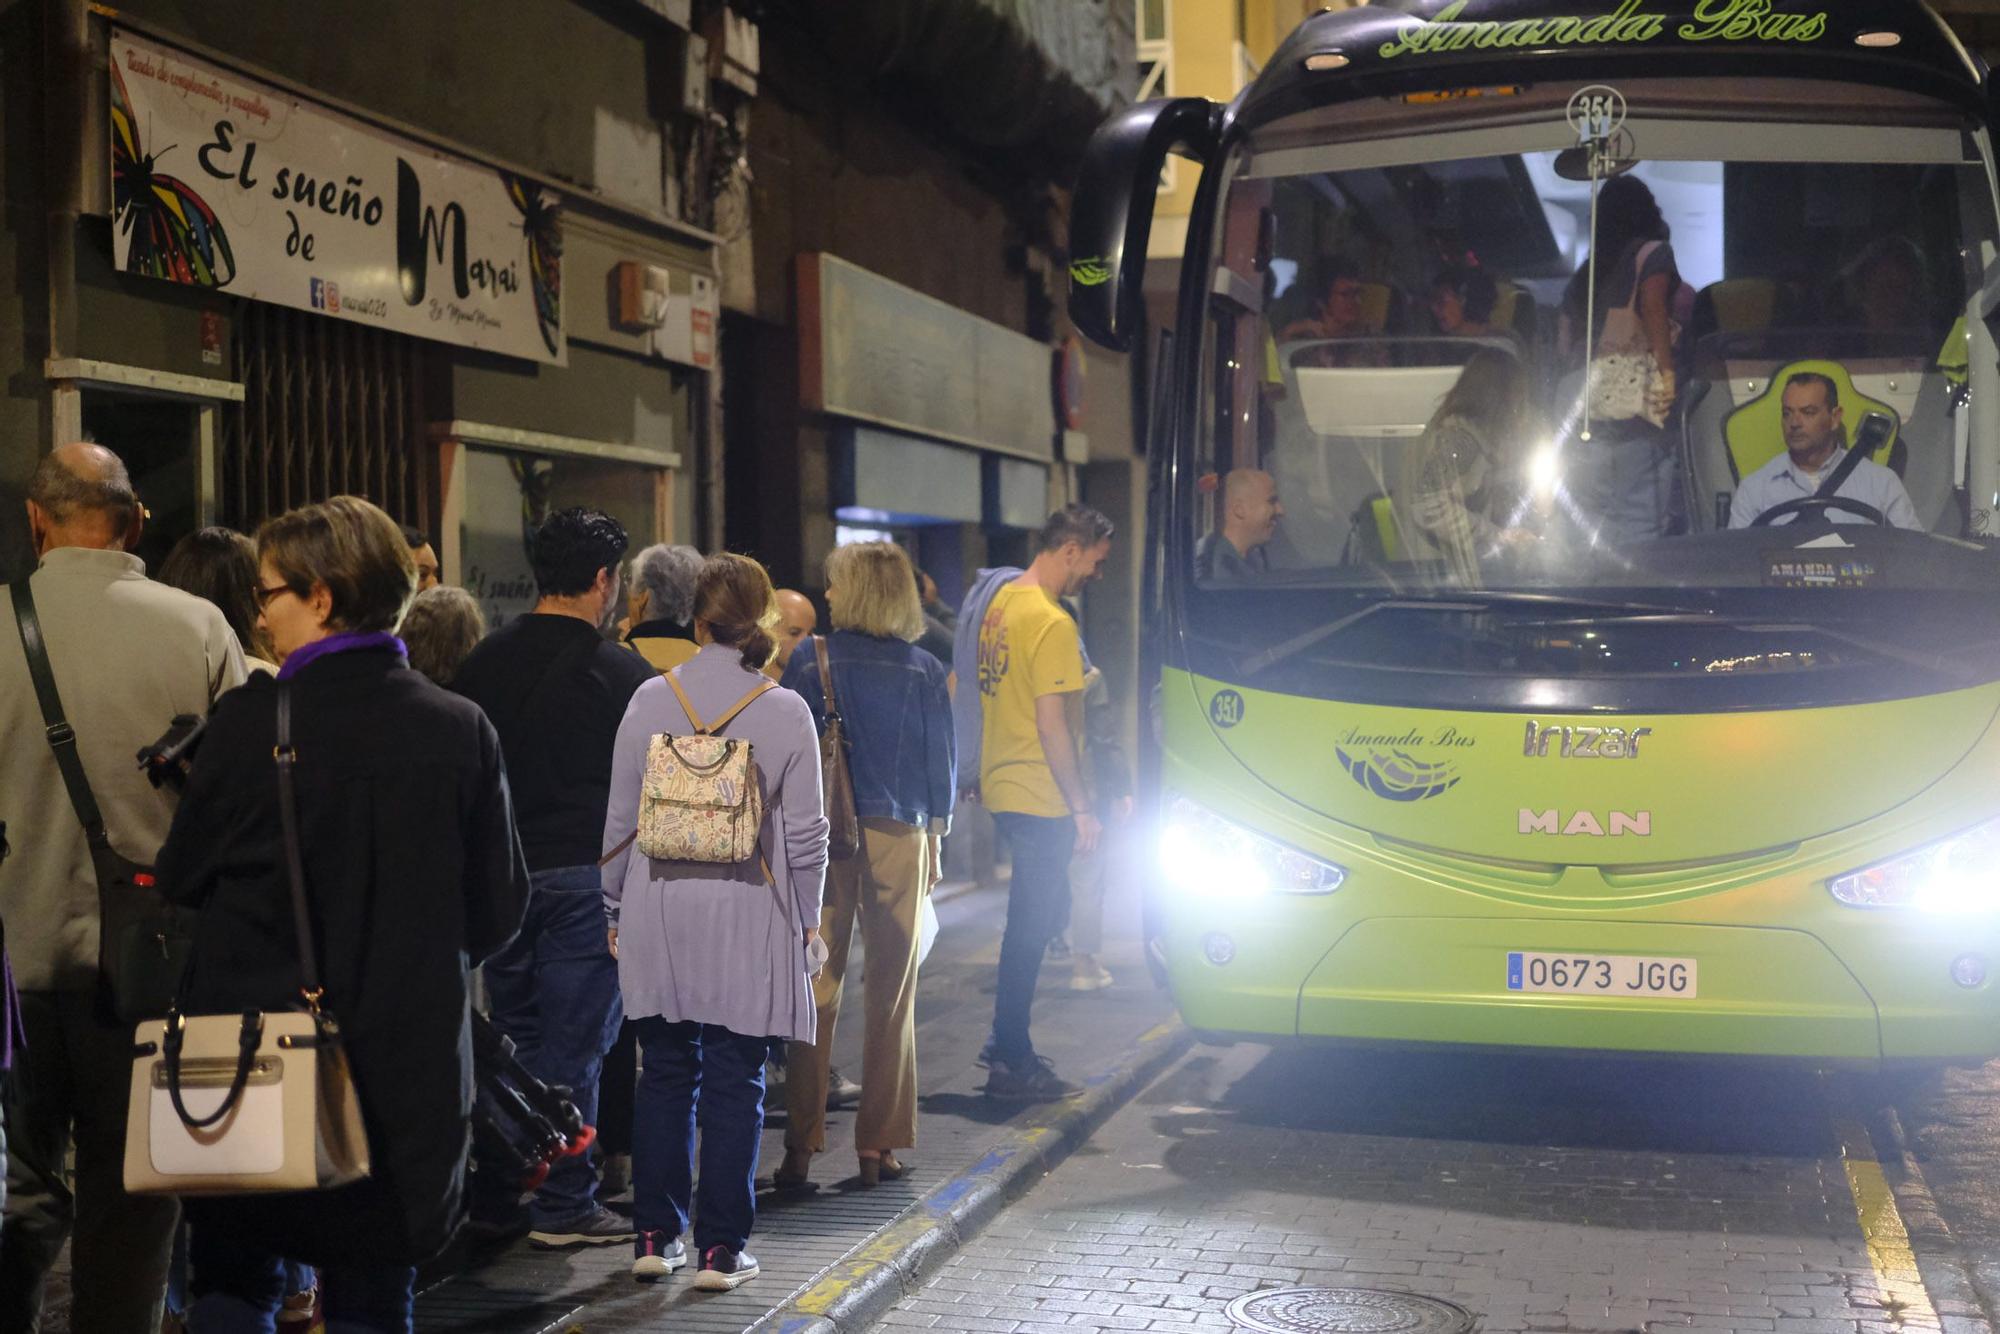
[601,552,829,1290]
[152,496,531,1332]
[1560,174,1687,544]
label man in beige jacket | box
[0,443,245,1334]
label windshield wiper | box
[1237,591,1716,679]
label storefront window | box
[459,446,666,629]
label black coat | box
[158,646,530,1265]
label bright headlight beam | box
[1158,795,1346,898]
[1828,818,2000,914]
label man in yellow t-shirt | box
[976,504,1114,1100]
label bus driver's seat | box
[1721,358,1905,491]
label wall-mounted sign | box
[798,253,1056,462]
[108,29,564,365]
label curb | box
[749,1017,1194,1334]
[1871,1102,1998,1333]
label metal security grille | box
[220,303,429,529]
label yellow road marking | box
[1832,1113,1939,1328]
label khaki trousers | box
[785,818,929,1154]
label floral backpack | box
[633,674,776,865]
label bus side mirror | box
[1068,97,1220,354]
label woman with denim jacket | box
[775,542,955,1188]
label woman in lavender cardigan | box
[602,552,829,1291]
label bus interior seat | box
[1490,283,1539,345]
[1352,493,1408,564]
[1721,359,1904,485]
[1680,377,1742,531]
[1293,364,1463,439]
[1898,371,1960,531]
[1355,282,1394,335]
[1697,279,1780,336]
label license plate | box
[1506,952,1697,998]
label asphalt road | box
[878,1038,2000,1334]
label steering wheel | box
[1749,495,1890,528]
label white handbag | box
[1588,241,1676,428]
[124,682,371,1196]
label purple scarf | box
[276,631,407,680]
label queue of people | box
[0,440,1129,1330]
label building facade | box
[719,0,1137,669]
[0,0,739,630]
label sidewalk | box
[414,865,1174,1333]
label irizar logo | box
[1520,809,1652,837]
[1524,721,1652,759]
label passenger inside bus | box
[1204,132,1990,588]
[1558,176,1685,544]
[1278,256,1392,368]
[1396,348,1539,584]
[1429,267,1502,340]
[1196,469,1286,582]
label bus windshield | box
[1191,78,2000,683]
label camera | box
[138,714,209,792]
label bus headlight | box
[1828,818,2000,913]
[1158,795,1346,898]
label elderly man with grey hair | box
[1,443,246,1333]
[622,542,704,673]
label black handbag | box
[10,580,194,1024]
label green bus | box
[1069,0,2000,1065]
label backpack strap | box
[663,671,708,732]
[666,673,775,737]
[599,676,785,882]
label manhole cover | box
[1224,1286,1477,1334]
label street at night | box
[15,0,2000,1331]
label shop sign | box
[108,29,564,365]
[798,253,1056,462]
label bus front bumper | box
[1165,915,2000,1064]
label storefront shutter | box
[219,303,430,529]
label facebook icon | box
[310,278,326,309]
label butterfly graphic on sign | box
[110,59,235,288]
[505,174,563,358]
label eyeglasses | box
[254,583,296,610]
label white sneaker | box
[1071,958,1114,991]
[692,1245,760,1291]
[632,1231,686,1282]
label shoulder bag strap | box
[813,635,844,727]
[1629,241,1660,292]
[273,684,325,1009]
[10,581,113,853]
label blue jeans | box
[632,1019,768,1254]
[990,812,1077,1065]
[185,1226,410,1333]
[482,864,625,1225]
[168,1227,302,1318]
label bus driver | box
[1728,372,1920,529]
